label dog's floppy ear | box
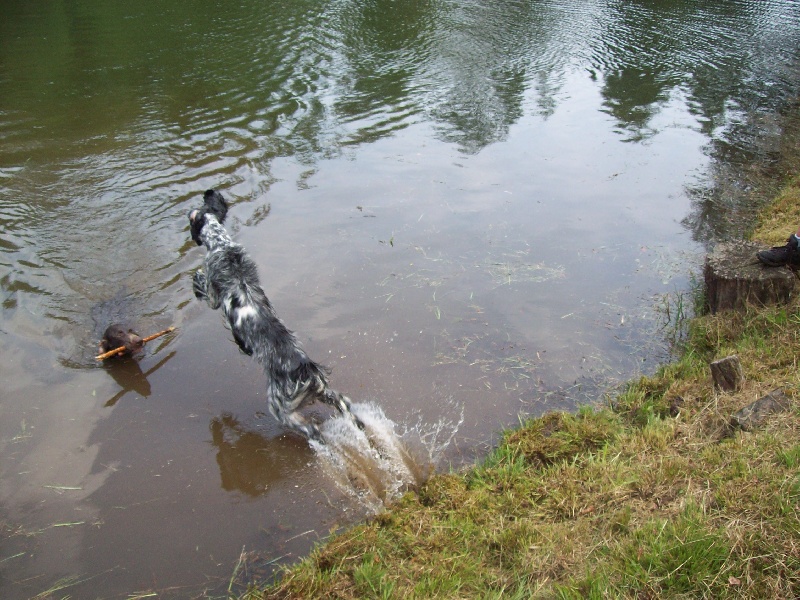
[203,189,229,223]
[189,190,230,246]
[189,209,208,245]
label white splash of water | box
[311,401,462,513]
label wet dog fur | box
[188,189,360,440]
[100,324,144,356]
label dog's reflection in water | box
[210,405,433,510]
[210,413,313,496]
[102,351,175,407]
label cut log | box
[730,389,791,431]
[704,241,796,314]
[710,355,743,392]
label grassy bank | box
[248,178,800,599]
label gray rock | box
[730,389,792,431]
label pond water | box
[1,0,799,597]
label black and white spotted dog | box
[188,189,361,441]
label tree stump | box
[704,241,796,314]
[710,355,743,392]
[730,389,791,431]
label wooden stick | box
[95,326,176,361]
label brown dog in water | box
[99,324,144,356]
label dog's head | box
[189,189,229,245]
[100,324,144,354]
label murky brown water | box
[2,0,799,597]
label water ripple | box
[0,0,798,356]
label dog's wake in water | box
[311,402,461,512]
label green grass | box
[248,375,799,598]
[241,178,800,599]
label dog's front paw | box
[192,269,208,300]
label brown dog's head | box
[100,324,144,355]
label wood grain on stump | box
[704,241,796,314]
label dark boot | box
[757,234,800,268]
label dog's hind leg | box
[267,389,323,441]
[323,389,365,431]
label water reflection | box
[1,0,796,169]
[600,68,670,142]
[210,413,313,497]
[102,351,175,407]
[683,73,800,244]
[0,2,798,324]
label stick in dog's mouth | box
[96,326,176,360]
